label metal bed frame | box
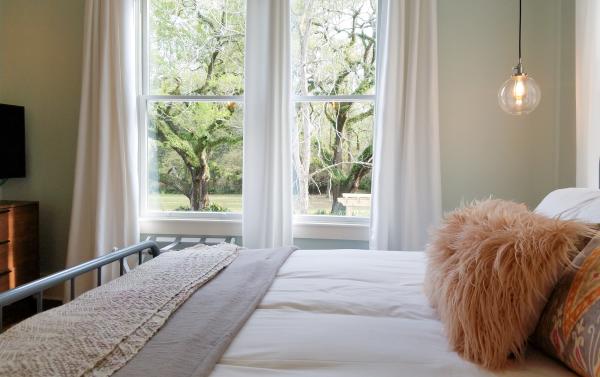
[0,241,161,332]
[142,234,237,252]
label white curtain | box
[369,0,441,251]
[66,0,138,296]
[576,0,600,189]
[242,0,294,249]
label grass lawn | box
[149,193,243,212]
[149,193,370,216]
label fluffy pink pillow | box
[424,199,593,370]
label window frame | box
[137,0,380,238]
[287,0,385,223]
[291,93,376,227]
[137,0,245,221]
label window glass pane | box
[291,0,377,96]
[148,0,245,96]
[292,101,373,216]
[147,101,243,213]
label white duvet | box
[211,250,575,377]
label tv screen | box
[0,104,26,179]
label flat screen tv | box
[0,104,26,179]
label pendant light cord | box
[518,0,522,63]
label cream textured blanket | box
[0,243,240,377]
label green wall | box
[294,238,369,250]
[438,0,576,212]
[0,0,84,274]
[0,0,576,275]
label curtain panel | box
[242,0,294,249]
[66,0,138,297]
[67,0,443,259]
[576,0,600,189]
[369,0,442,251]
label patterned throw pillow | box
[533,235,600,377]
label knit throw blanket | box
[0,243,240,377]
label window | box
[140,0,377,224]
[141,0,245,215]
[291,0,377,218]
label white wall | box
[438,0,575,212]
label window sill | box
[293,219,369,241]
[139,216,369,241]
[140,217,242,237]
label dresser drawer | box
[0,210,10,293]
[0,271,8,292]
[0,202,39,290]
[0,242,8,273]
[0,209,8,244]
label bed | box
[208,249,574,377]
[0,248,576,376]
[2,188,597,377]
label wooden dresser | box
[0,201,39,293]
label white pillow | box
[535,188,600,223]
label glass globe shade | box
[497,74,541,115]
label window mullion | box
[293,95,376,102]
[143,95,244,102]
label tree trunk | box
[199,150,210,209]
[346,146,373,193]
[190,172,202,211]
[347,161,371,193]
[331,184,344,214]
[189,150,210,211]
[329,102,349,214]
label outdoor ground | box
[148,193,370,216]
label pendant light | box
[498,0,541,115]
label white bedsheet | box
[211,250,575,377]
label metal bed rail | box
[143,234,237,252]
[0,241,160,332]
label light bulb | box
[513,77,525,97]
[498,72,541,115]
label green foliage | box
[148,0,377,215]
[291,0,377,96]
[149,0,245,96]
[148,0,245,210]
[291,1,376,214]
[202,202,230,212]
[358,175,371,191]
[170,201,229,212]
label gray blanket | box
[113,246,296,377]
